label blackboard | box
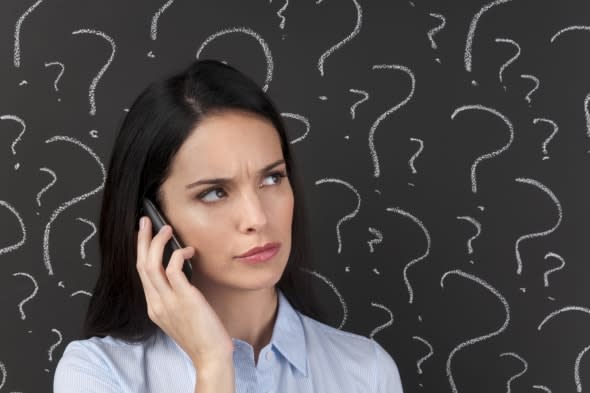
[1,0,590,392]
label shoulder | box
[298,313,404,392]
[53,334,150,392]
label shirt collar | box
[270,288,308,376]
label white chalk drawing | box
[520,74,540,104]
[370,64,416,178]
[409,137,424,174]
[314,178,360,254]
[75,218,97,260]
[0,361,5,390]
[514,177,562,275]
[281,112,310,144]
[36,167,57,207]
[550,25,590,43]
[543,252,565,288]
[196,27,273,91]
[441,270,510,393]
[450,105,514,194]
[456,216,481,256]
[348,89,369,119]
[12,272,38,320]
[44,61,65,92]
[532,118,558,159]
[43,136,106,276]
[494,38,521,85]
[299,267,348,329]
[71,29,116,116]
[1,114,26,170]
[317,0,362,76]
[274,0,289,30]
[584,92,590,139]
[386,207,431,304]
[367,227,383,253]
[575,344,590,392]
[150,0,175,40]
[71,290,92,297]
[427,13,446,50]
[464,0,513,73]
[368,302,394,338]
[499,352,528,393]
[0,200,26,256]
[47,328,62,361]
[13,0,44,68]
[538,306,590,331]
[532,386,552,393]
[412,336,434,374]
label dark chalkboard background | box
[1,0,590,392]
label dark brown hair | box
[84,59,328,341]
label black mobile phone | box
[141,198,193,280]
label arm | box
[194,359,235,393]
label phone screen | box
[141,198,193,280]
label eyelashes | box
[197,170,288,202]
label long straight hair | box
[83,59,329,342]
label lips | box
[236,242,281,258]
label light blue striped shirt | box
[54,289,404,392]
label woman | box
[53,59,404,393]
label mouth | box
[235,242,281,263]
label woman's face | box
[158,110,294,292]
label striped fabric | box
[54,289,404,392]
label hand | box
[136,216,234,368]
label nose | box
[237,188,268,233]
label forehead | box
[171,110,284,174]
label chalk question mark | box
[196,27,273,92]
[427,13,446,62]
[299,267,348,329]
[369,302,394,339]
[412,336,434,374]
[514,177,562,275]
[539,306,590,392]
[148,0,175,57]
[76,217,96,263]
[36,167,57,209]
[499,352,528,393]
[450,105,514,194]
[532,118,558,160]
[543,252,565,288]
[494,38,520,88]
[44,61,65,101]
[270,0,289,30]
[349,89,369,119]
[47,328,62,361]
[370,64,416,178]
[314,178,360,254]
[408,137,424,175]
[456,216,481,264]
[43,135,106,276]
[1,114,26,170]
[386,207,431,304]
[367,227,382,253]
[520,74,540,104]
[12,272,38,320]
[71,29,116,116]
[0,200,26,257]
[317,0,362,76]
[281,112,310,144]
[441,269,510,393]
[14,0,45,68]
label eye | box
[198,187,227,202]
[262,170,287,186]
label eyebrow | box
[185,159,286,189]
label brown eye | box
[198,187,227,202]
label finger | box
[144,224,175,297]
[166,247,195,290]
[136,216,161,308]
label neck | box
[195,281,279,353]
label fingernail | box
[139,217,145,229]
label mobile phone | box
[141,198,193,280]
